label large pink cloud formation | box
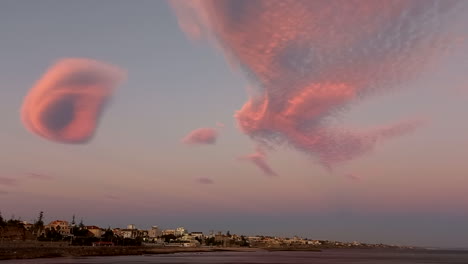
[21,58,126,144]
[171,0,464,169]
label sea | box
[3,249,468,264]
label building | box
[190,232,204,239]
[112,228,122,237]
[47,220,71,237]
[148,226,162,238]
[127,224,136,230]
[22,221,33,231]
[175,227,186,237]
[121,229,137,239]
[162,229,175,236]
[85,226,103,238]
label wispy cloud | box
[171,0,462,168]
[0,190,8,195]
[195,177,214,184]
[21,58,126,144]
[345,173,362,182]
[239,147,277,177]
[182,127,218,145]
[0,177,19,186]
[26,173,55,181]
[104,194,120,200]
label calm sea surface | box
[3,249,468,264]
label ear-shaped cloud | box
[239,147,277,177]
[21,58,126,144]
[182,127,218,145]
[171,0,460,169]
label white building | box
[121,229,138,239]
[175,227,186,237]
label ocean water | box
[3,249,468,264]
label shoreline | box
[0,246,264,260]
[1,245,436,260]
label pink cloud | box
[345,173,362,181]
[27,173,54,180]
[0,190,7,195]
[239,147,277,177]
[171,1,458,168]
[196,177,214,184]
[104,194,119,200]
[182,127,218,145]
[21,58,126,144]
[0,177,18,186]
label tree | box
[205,236,221,246]
[32,211,45,238]
[240,235,249,247]
[79,218,85,229]
[45,227,63,241]
[161,234,177,243]
[226,230,231,237]
[0,211,5,227]
[35,211,44,229]
[103,228,114,242]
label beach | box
[0,245,261,260]
[2,249,468,264]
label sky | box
[1,0,468,248]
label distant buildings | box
[0,217,410,250]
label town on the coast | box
[0,212,413,250]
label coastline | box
[3,244,436,260]
[0,246,263,260]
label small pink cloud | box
[345,173,362,181]
[104,194,119,200]
[239,147,278,177]
[182,127,218,145]
[0,190,8,195]
[216,122,225,128]
[27,173,54,180]
[196,177,214,184]
[0,177,18,186]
